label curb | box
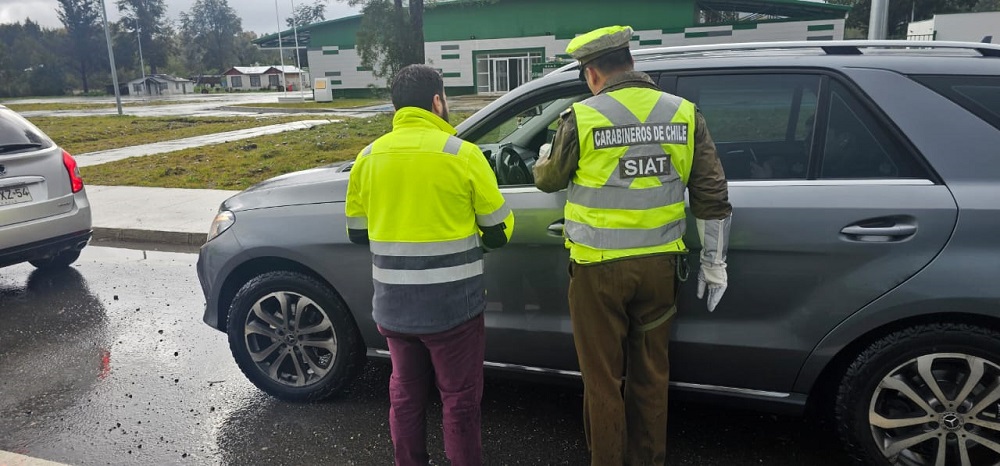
[217,105,392,115]
[92,227,206,247]
[0,450,70,466]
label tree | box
[286,0,329,28]
[56,0,102,92]
[180,0,243,74]
[116,0,173,74]
[829,0,993,38]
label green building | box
[255,0,849,96]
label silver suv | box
[0,106,91,270]
[198,41,1000,466]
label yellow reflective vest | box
[566,87,697,263]
[345,107,514,334]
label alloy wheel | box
[869,353,1000,466]
[243,291,338,387]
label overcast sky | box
[0,0,360,35]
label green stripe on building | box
[685,31,709,38]
[322,50,339,55]
[442,72,461,78]
[639,39,662,46]
[442,54,461,60]
[324,71,341,77]
[330,80,342,85]
[808,24,835,31]
[357,66,372,71]
[661,27,685,34]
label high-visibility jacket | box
[566,87,697,263]
[345,106,514,334]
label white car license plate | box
[0,186,32,206]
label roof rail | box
[552,40,1000,74]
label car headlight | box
[207,210,235,242]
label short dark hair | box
[391,64,444,112]
[582,48,634,79]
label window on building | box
[268,74,280,87]
[819,81,923,179]
[232,76,243,88]
[250,75,261,87]
[675,74,820,180]
[475,51,543,95]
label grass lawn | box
[28,115,319,155]
[81,112,471,190]
[231,99,386,110]
[5,100,213,112]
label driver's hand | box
[538,143,552,162]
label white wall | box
[933,12,1000,43]
[307,18,846,93]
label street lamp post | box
[99,0,123,115]
[289,0,306,100]
[869,0,890,40]
[274,0,288,95]
[136,18,147,97]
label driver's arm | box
[533,108,579,193]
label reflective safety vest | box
[567,87,697,263]
[345,107,514,334]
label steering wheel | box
[497,144,533,185]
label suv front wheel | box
[227,271,364,402]
[836,323,1000,466]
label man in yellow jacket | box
[534,26,732,465]
[346,64,514,466]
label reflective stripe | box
[373,247,482,271]
[583,93,685,188]
[476,203,511,227]
[565,218,686,250]
[346,216,368,229]
[373,260,484,285]
[568,182,684,210]
[442,136,464,155]
[370,234,480,257]
[361,144,373,156]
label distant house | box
[188,74,224,88]
[222,66,310,91]
[127,74,195,96]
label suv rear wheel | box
[836,323,1000,466]
[227,271,364,401]
[29,250,81,270]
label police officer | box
[534,26,732,465]
[346,64,514,466]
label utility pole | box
[868,0,890,40]
[274,0,287,96]
[289,0,306,100]
[99,0,123,115]
[137,17,147,97]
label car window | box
[0,108,54,155]
[675,74,819,180]
[819,82,923,179]
[914,75,1000,131]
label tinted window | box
[820,82,923,179]
[0,108,54,154]
[915,75,1000,130]
[676,74,819,180]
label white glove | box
[696,215,732,312]
[538,143,552,161]
[697,263,727,312]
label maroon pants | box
[377,313,486,466]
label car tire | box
[835,323,1000,466]
[227,271,364,402]
[29,250,81,270]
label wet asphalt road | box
[0,246,852,465]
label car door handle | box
[840,223,917,241]
[547,220,565,237]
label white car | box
[0,106,91,270]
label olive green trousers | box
[569,254,676,466]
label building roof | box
[127,74,193,85]
[226,66,303,75]
[252,0,850,49]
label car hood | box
[222,163,351,212]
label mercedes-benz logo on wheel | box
[942,412,963,431]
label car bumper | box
[197,227,243,332]
[0,229,92,268]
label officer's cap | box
[566,25,634,67]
